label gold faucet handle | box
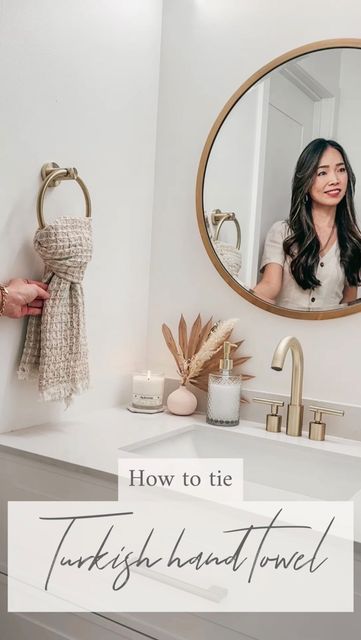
[309,405,344,419]
[308,405,344,441]
[253,397,284,433]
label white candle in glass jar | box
[132,371,164,409]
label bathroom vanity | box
[0,407,360,640]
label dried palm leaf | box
[178,314,188,358]
[161,323,184,373]
[189,377,208,392]
[189,373,209,387]
[233,356,252,367]
[162,313,254,391]
[195,316,214,351]
[187,314,202,359]
[230,340,244,350]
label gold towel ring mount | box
[37,162,92,229]
[211,209,241,250]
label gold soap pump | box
[206,341,242,427]
[219,341,236,374]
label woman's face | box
[308,146,348,208]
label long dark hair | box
[283,138,361,290]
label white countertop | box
[0,407,195,475]
[1,406,361,477]
[1,407,361,547]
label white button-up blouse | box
[260,220,346,310]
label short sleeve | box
[260,220,288,272]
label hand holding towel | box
[18,217,92,405]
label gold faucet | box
[271,336,304,437]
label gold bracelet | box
[0,284,9,317]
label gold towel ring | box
[37,162,92,229]
[211,209,241,250]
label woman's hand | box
[3,278,50,319]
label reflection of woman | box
[254,138,361,310]
[0,279,49,319]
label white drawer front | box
[0,574,152,640]
[0,449,117,573]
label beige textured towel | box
[18,217,92,404]
[213,240,242,277]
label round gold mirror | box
[196,39,361,320]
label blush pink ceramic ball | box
[167,385,197,416]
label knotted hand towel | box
[18,217,92,404]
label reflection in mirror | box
[207,209,242,279]
[203,47,361,313]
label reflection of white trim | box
[313,96,337,139]
[279,62,333,101]
[246,79,270,287]
[279,62,337,139]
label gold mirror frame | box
[196,38,361,320]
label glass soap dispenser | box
[206,341,242,427]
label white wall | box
[0,0,162,431]
[147,0,361,412]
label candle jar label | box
[132,393,162,409]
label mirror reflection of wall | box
[203,47,361,305]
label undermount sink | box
[121,423,361,502]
